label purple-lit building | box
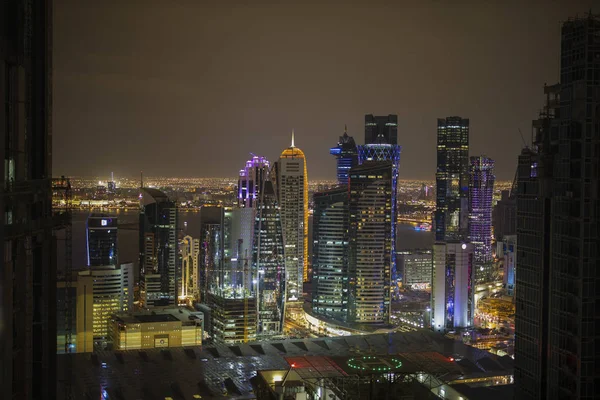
[237,155,270,208]
[468,156,495,284]
[330,126,358,186]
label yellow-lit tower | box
[278,130,309,302]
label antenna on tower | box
[291,129,295,147]
[111,171,114,182]
[140,171,143,188]
[344,124,347,134]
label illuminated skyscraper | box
[253,178,286,335]
[312,187,349,322]
[139,188,178,307]
[278,131,308,302]
[358,117,401,280]
[431,242,474,331]
[434,117,470,241]
[180,235,200,300]
[468,156,495,283]
[86,213,118,267]
[238,155,270,208]
[199,205,225,301]
[347,162,392,324]
[329,126,358,186]
[364,114,398,145]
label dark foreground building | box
[1,1,55,399]
[515,13,600,400]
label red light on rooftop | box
[291,363,296,368]
[449,357,454,362]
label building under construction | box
[209,291,258,344]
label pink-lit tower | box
[468,156,495,284]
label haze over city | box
[52,0,593,180]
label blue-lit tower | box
[358,114,401,280]
[329,126,358,186]
[86,213,118,267]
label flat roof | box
[114,307,203,324]
[57,329,512,399]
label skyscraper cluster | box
[311,115,400,325]
[431,117,496,332]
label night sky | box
[52,0,595,180]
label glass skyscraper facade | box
[468,156,495,283]
[311,187,349,322]
[139,188,178,307]
[278,134,308,302]
[86,213,118,267]
[253,178,286,335]
[515,14,600,399]
[1,1,55,395]
[435,117,470,242]
[364,114,398,145]
[347,161,392,324]
[329,127,358,186]
[199,205,225,301]
[237,155,270,208]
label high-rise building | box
[398,250,433,290]
[87,213,118,267]
[501,235,516,297]
[329,126,358,186]
[76,263,134,352]
[1,1,55,397]
[278,132,308,302]
[199,205,225,301]
[347,162,392,324]
[364,114,398,145]
[358,115,402,281]
[238,155,270,208]
[431,242,474,332]
[468,156,495,283]
[493,189,517,241]
[180,235,200,300]
[515,14,600,399]
[434,117,470,242]
[253,178,286,335]
[311,187,349,322]
[139,188,178,307]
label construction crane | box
[52,177,73,400]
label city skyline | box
[51,1,596,181]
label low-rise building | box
[109,307,203,350]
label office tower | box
[278,132,308,302]
[253,178,286,335]
[107,172,117,194]
[238,155,270,208]
[86,213,118,267]
[431,242,474,331]
[139,188,178,307]
[398,250,433,290]
[0,1,55,398]
[199,205,225,300]
[501,235,516,297]
[358,115,402,281]
[468,156,495,283]
[312,187,349,322]
[515,14,600,399]
[365,114,398,145]
[329,126,358,185]
[434,117,470,241]
[75,263,134,352]
[180,235,200,300]
[493,189,517,241]
[347,162,392,324]
[514,84,558,400]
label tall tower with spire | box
[330,125,358,186]
[277,131,309,303]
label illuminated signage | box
[101,219,108,226]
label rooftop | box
[57,330,512,399]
